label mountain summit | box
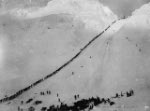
[8,0,117,31]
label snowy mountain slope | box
[0,0,150,111]
[0,0,117,99]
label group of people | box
[40,95,116,111]
[74,94,80,100]
[18,89,135,111]
[40,90,51,95]
[111,89,134,99]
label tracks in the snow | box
[0,19,118,103]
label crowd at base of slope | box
[16,89,134,111]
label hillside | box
[0,0,150,111]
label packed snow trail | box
[0,19,119,104]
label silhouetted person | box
[58,98,61,102]
[112,93,119,98]
[121,91,124,97]
[130,89,134,96]
[72,72,74,75]
[57,93,59,97]
[18,106,20,111]
[46,90,51,95]
[126,91,131,97]
[74,95,77,100]
[115,93,120,98]
[40,92,44,95]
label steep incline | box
[0,0,150,111]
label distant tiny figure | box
[136,44,138,47]
[57,93,59,97]
[47,27,51,29]
[18,106,20,111]
[47,90,51,95]
[126,89,134,97]
[130,89,134,95]
[40,92,44,95]
[74,95,77,100]
[77,94,79,98]
[111,93,120,99]
[121,91,124,97]
[72,72,74,75]
[115,93,120,98]
[126,92,131,97]
[58,98,61,102]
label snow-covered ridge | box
[8,0,118,31]
[121,2,150,30]
[105,1,150,36]
[132,2,150,16]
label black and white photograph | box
[0,0,150,111]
